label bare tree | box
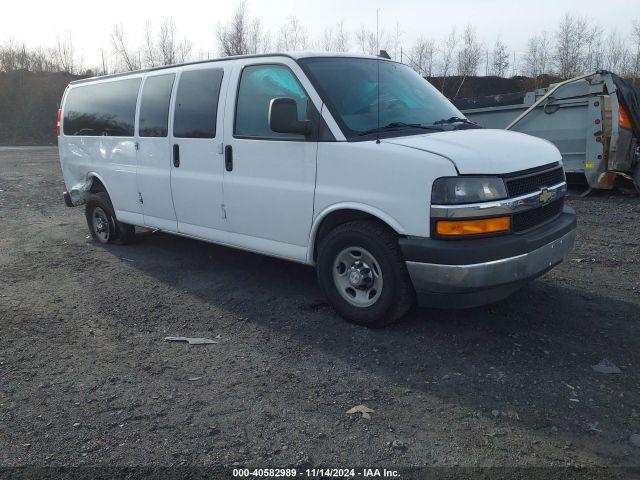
[555,13,589,78]
[334,21,349,52]
[111,23,140,71]
[247,18,270,54]
[490,37,510,77]
[355,23,390,56]
[524,31,552,82]
[438,29,455,76]
[603,30,630,74]
[319,21,349,52]
[392,22,403,60]
[320,25,335,52]
[113,18,191,70]
[631,19,640,80]
[217,2,269,56]
[5,11,640,87]
[143,21,160,67]
[409,37,436,77]
[28,47,51,73]
[583,23,604,73]
[217,1,249,56]
[157,18,191,64]
[537,31,552,77]
[158,19,178,64]
[0,39,28,72]
[439,28,457,87]
[355,25,378,55]
[0,40,15,71]
[524,35,541,78]
[0,38,76,73]
[456,25,482,76]
[277,16,308,51]
[53,32,80,74]
[100,47,110,75]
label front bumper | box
[400,206,576,307]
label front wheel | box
[316,220,415,328]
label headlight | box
[431,177,508,204]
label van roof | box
[70,52,389,86]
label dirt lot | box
[1,147,640,470]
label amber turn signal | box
[436,216,511,236]
[619,105,632,130]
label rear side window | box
[234,64,309,140]
[139,74,175,137]
[63,78,141,136]
[173,69,224,139]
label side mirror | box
[269,98,311,136]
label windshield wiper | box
[433,116,478,126]
[358,122,444,136]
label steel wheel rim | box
[92,207,111,243]
[332,246,383,308]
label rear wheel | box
[85,192,135,244]
[316,220,415,328]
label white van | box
[58,53,576,327]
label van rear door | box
[169,67,227,238]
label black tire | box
[633,164,640,195]
[116,222,136,245]
[316,220,415,328]
[85,192,135,244]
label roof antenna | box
[376,9,381,145]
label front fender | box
[306,202,406,264]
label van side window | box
[63,78,141,137]
[173,69,223,139]
[139,74,175,138]
[235,65,309,140]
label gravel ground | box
[1,147,640,469]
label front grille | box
[505,166,565,197]
[512,198,564,233]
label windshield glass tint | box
[300,58,463,138]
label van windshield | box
[299,57,466,140]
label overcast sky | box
[1,0,636,67]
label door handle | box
[173,144,180,167]
[225,145,233,172]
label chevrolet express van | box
[58,53,576,327]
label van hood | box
[383,129,562,174]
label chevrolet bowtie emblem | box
[539,188,552,204]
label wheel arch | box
[66,171,113,206]
[85,172,110,195]
[307,203,405,264]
